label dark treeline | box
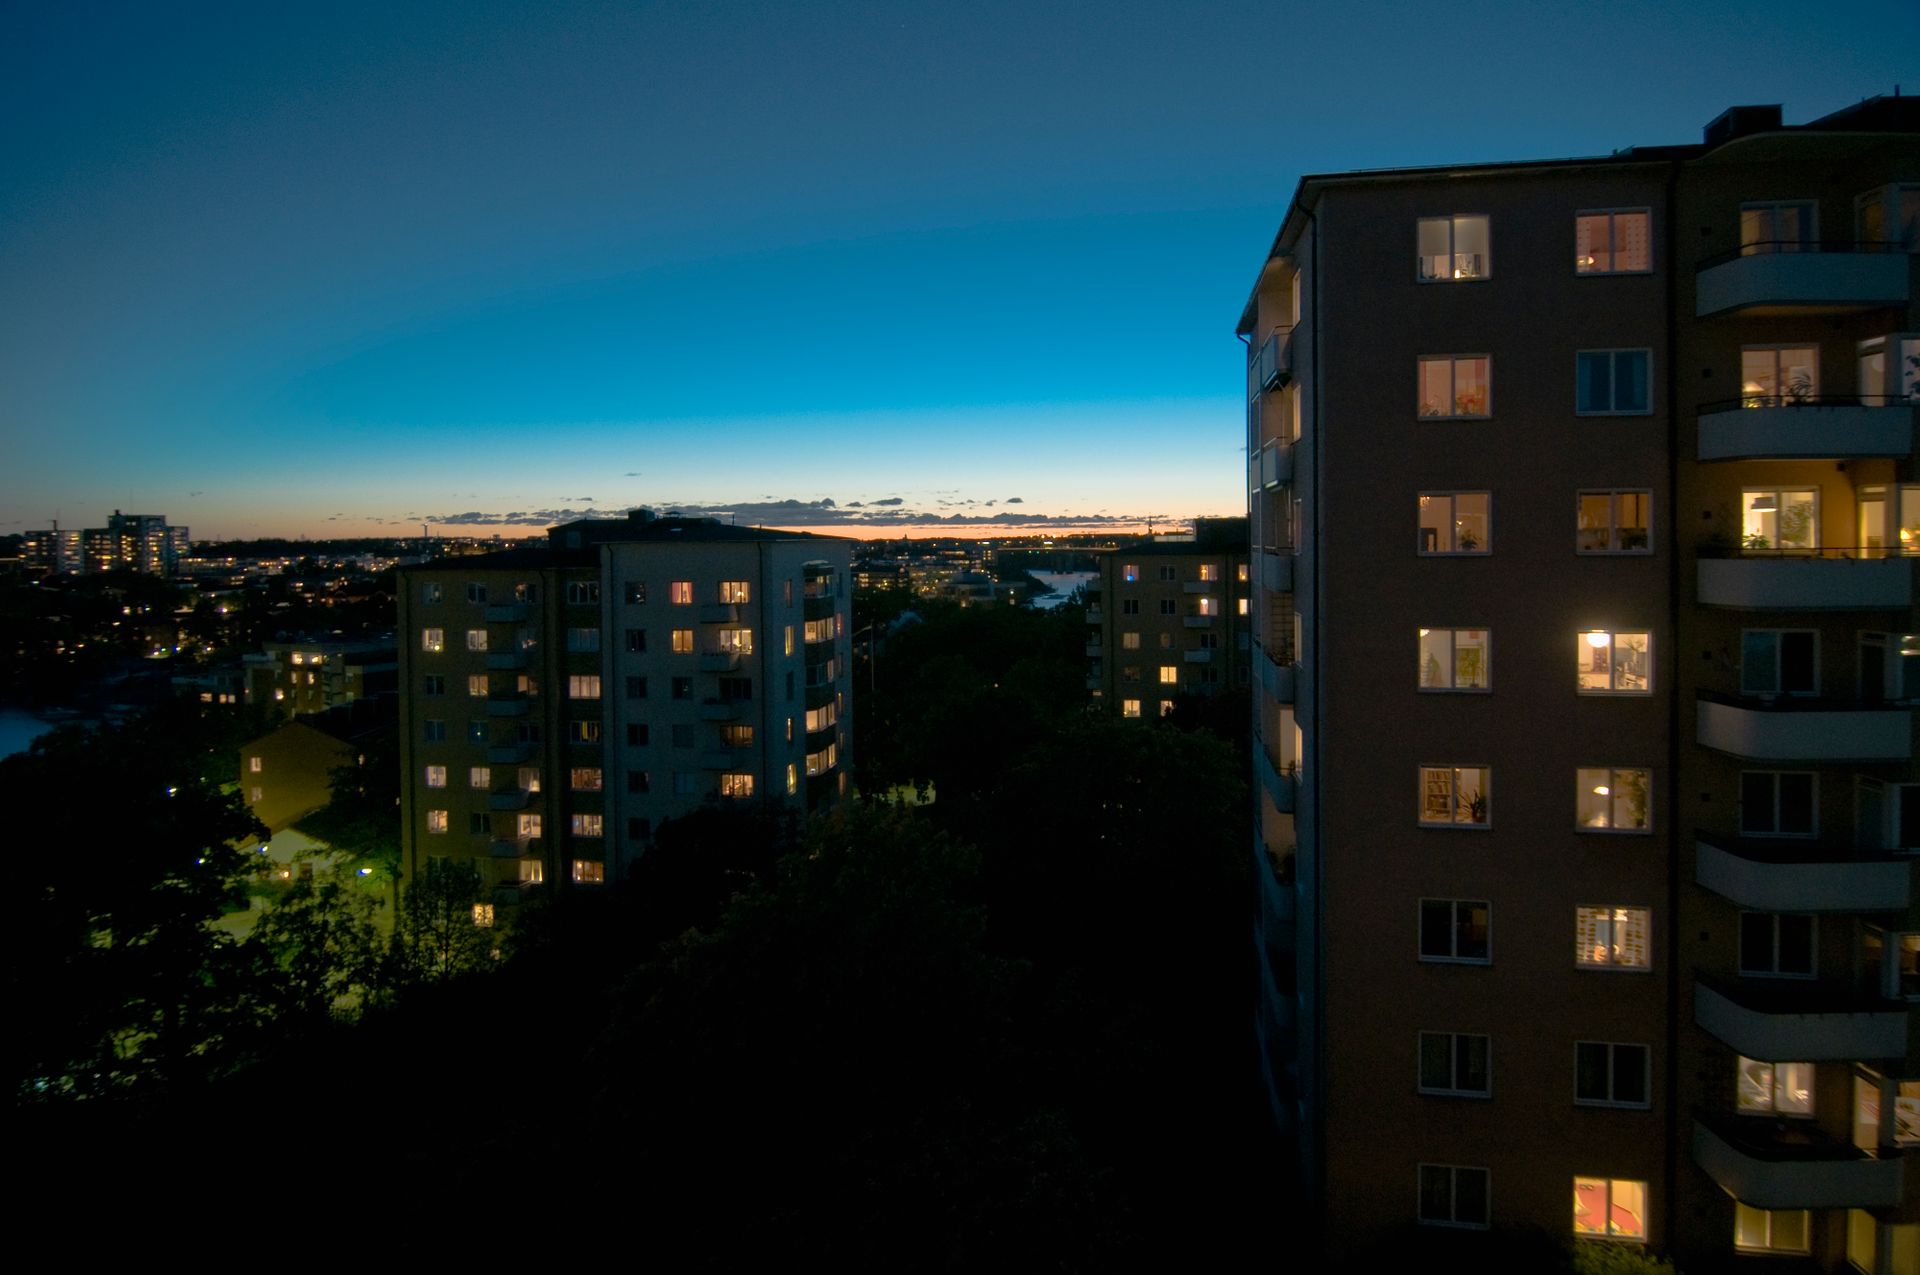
[16,596,1286,1264]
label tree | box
[242,876,386,1027]
[392,858,492,983]
[298,723,401,899]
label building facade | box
[1083,517,1251,717]
[23,511,187,576]
[1242,98,1917,1267]
[396,512,852,911]
[244,639,397,719]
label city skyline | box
[4,0,1915,539]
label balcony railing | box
[1694,830,1913,913]
[484,603,529,623]
[1696,690,1913,762]
[1255,748,1298,813]
[1693,974,1908,1062]
[1697,548,1915,611]
[1696,395,1917,461]
[1183,649,1213,664]
[1692,1114,1904,1210]
[1696,240,1912,316]
[487,789,532,812]
[1249,326,1294,396]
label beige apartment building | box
[1242,98,1916,1267]
[1082,517,1251,716]
[396,511,852,914]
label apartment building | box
[243,639,397,719]
[395,511,852,913]
[24,511,187,576]
[1082,517,1251,716]
[1241,98,1916,1268]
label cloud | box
[846,502,864,508]
[872,497,904,506]
[623,471,642,477]
[1005,496,1024,503]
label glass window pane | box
[1453,494,1488,551]
[1740,915,1774,972]
[1453,215,1490,278]
[1454,358,1488,415]
[1613,633,1649,691]
[1578,768,1612,828]
[1615,212,1650,271]
[1419,629,1453,688]
[1778,915,1815,973]
[1741,631,1779,696]
[1738,1057,1776,1111]
[1453,630,1488,688]
[1420,1032,1452,1088]
[1735,1202,1769,1250]
[1453,1168,1488,1224]
[1777,1062,1815,1115]
[1576,1042,1608,1101]
[1457,1035,1488,1093]
[1420,360,1452,416]
[1572,1178,1609,1235]
[1616,492,1648,549]
[1418,1165,1451,1221]
[1778,773,1815,835]
[1577,352,1609,412]
[1614,351,1648,412]
[1609,1180,1647,1239]
[1417,219,1451,281]
[1577,494,1613,551]
[1457,901,1490,958]
[1613,1047,1647,1105]
[1772,1209,1809,1252]
[1420,900,1452,956]
[1575,214,1608,272]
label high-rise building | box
[1242,97,1916,1267]
[21,523,82,575]
[1082,517,1251,717]
[395,511,852,911]
[23,511,187,575]
[243,639,397,719]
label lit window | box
[1737,1056,1813,1116]
[1419,766,1490,827]
[572,813,603,837]
[670,581,693,605]
[518,767,540,792]
[784,625,794,656]
[720,772,755,798]
[572,859,605,885]
[1158,700,1175,717]
[468,674,488,698]
[1417,628,1489,691]
[1236,598,1249,616]
[671,629,694,653]
[248,755,262,773]
[250,786,262,802]
[1417,492,1490,554]
[518,858,543,884]
[566,627,600,652]
[1735,1204,1809,1254]
[1740,771,1816,837]
[568,675,601,699]
[1577,491,1651,553]
[720,581,750,604]
[1741,487,1819,551]
[1574,209,1651,273]
[1576,631,1651,693]
[1122,632,1140,650]
[1236,563,1249,582]
[421,628,444,653]
[518,812,542,838]
[1739,201,1815,255]
[570,767,602,791]
[717,627,754,654]
[1417,1032,1490,1098]
[426,809,448,833]
[1572,1177,1646,1241]
[465,629,488,652]
[1739,912,1816,978]
[1122,699,1142,718]
[424,765,446,789]
[1577,767,1651,832]
[1575,349,1651,415]
[1122,563,1139,583]
[1198,563,1219,582]
[1575,1042,1649,1108]
[1158,665,1178,685]
[569,720,601,743]
[472,903,495,928]
[1418,355,1490,419]
[805,702,836,731]
[1198,597,1219,617]
[1417,1165,1489,1229]
[1419,899,1490,964]
[786,763,797,795]
[469,766,490,790]
[1416,214,1491,281]
[1575,907,1651,970]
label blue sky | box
[2,0,1914,538]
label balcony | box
[1696,692,1912,762]
[1260,652,1297,704]
[1182,582,1216,595]
[1697,396,1916,461]
[1694,831,1912,913]
[1250,326,1294,393]
[1693,1116,1903,1210]
[1695,242,1911,317]
[1084,640,1102,657]
[698,604,738,624]
[488,838,527,858]
[699,651,744,673]
[1085,606,1104,624]
[487,743,532,764]
[1697,551,1914,611]
[1255,746,1297,813]
[698,699,742,721]
[1693,976,1908,1062]
[1183,616,1215,629]
[485,651,528,671]
[1183,649,1213,664]
[1261,551,1293,593]
[485,695,532,718]
[1085,675,1102,691]
[488,789,531,812]
[484,603,529,623]
[1258,440,1293,489]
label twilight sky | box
[2,0,1914,539]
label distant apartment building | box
[395,511,852,912]
[23,511,187,576]
[1242,98,1916,1268]
[242,697,395,836]
[244,639,397,719]
[1083,518,1250,717]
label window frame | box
[1415,213,1492,283]
[1574,1041,1652,1110]
[1576,766,1653,834]
[1740,628,1819,697]
[1418,897,1492,965]
[1734,1203,1811,1256]
[1573,1176,1649,1242]
[1418,765,1492,829]
[1417,491,1491,556]
[1741,770,1818,838]
[1574,348,1653,416]
[1417,1164,1491,1230]
[1417,1030,1492,1099]
[1739,200,1817,256]
[1574,207,1653,276]
[1575,906,1652,971]
[1417,627,1491,692]
[1576,490,1653,555]
[1417,354,1492,420]
[1736,1056,1815,1118]
[1576,629,1653,695]
[1739,911,1817,980]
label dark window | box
[624,582,646,604]
[469,812,490,835]
[625,629,646,653]
[423,720,446,743]
[423,675,445,696]
[671,676,692,700]
[1419,899,1490,962]
[625,675,647,699]
[627,770,650,794]
[626,723,648,746]
[718,677,753,702]
[671,724,695,748]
